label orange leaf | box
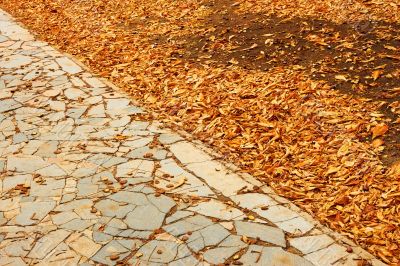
[371,138,384,148]
[371,123,388,139]
[372,70,382,81]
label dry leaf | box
[371,123,389,139]
[335,74,347,81]
[372,70,382,81]
[372,138,384,148]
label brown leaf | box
[371,123,389,139]
[335,195,351,206]
[372,70,382,81]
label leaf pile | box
[1,0,399,263]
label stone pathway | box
[0,9,385,266]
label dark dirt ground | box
[155,0,400,165]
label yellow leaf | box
[146,95,157,103]
[335,75,347,81]
[327,166,341,174]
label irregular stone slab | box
[276,216,314,234]
[166,210,194,224]
[36,164,67,177]
[60,218,95,231]
[77,182,98,197]
[231,193,278,210]
[28,229,70,259]
[2,174,32,191]
[256,205,299,223]
[123,137,153,149]
[49,100,65,111]
[51,211,80,225]
[91,239,139,265]
[106,98,130,110]
[0,238,34,257]
[7,155,49,172]
[108,190,148,204]
[187,223,231,252]
[0,197,20,212]
[234,221,286,247]
[68,235,101,258]
[187,199,244,220]
[0,54,32,68]
[36,242,81,266]
[155,159,215,197]
[15,201,56,226]
[0,99,21,113]
[12,132,28,144]
[304,244,349,265]
[289,234,335,255]
[55,57,82,74]
[110,115,131,127]
[203,235,246,264]
[0,257,27,266]
[240,245,314,266]
[169,141,213,164]
[82,76,106,88]
[30,178,65,197]
[133,240,195,264]
[163,215,213,236]
[124,205,166,230]
[116,159,154,181]
[188,162,250,197]
[64,88,86,100]
[126,146,168,160]
[95,199,134,218]
[147,193,176,213]
[158,133,183,144]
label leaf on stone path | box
[371,123,389,139]
[115,134,129,140]
[165,177,186,192]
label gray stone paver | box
[0,9,384,266]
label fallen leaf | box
[372,70,382,80]
[371,123,389,139]
[372,138,384,148]
[335,74,347,81]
